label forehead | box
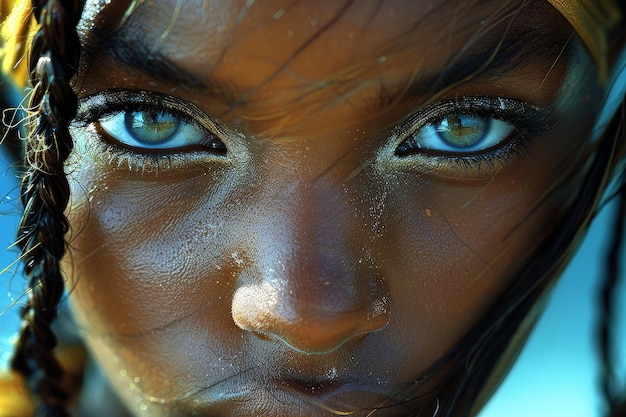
[81,0,566,74]
[77,0,573,136]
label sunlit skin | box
[63,0,609,416]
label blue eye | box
[396,114,515,155]
[99,109,218,151]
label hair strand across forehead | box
[546,0,622,82]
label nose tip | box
[231,281,389,354]
[230,176,390,353]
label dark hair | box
[9,1,83,416]
[599,104,626,416]
[444,101,626,417]
[3,1,625,417]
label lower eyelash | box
[70,123,225,176]
[387,134,532,182]
[427,137,531,174]
[103,142,175,174]
[90,131,178,174]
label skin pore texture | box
[61,0,608,416]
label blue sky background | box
[479,195,626,417]
[0,146,624,416]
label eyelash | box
[387,97,554,178]
[72,90,229,173]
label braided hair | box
[9,1,83,416]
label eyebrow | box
[83,24,571,110]
[377,29,572,108]
[84,26,241,105]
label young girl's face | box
[65,0,605,415]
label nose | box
[231,183,389,354]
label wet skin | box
[65,0,606,416]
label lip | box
[182,376,415,417]
[276,376,345,397]
[276,378,400,416]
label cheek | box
[376,119,593,364]
[64,165,251,398]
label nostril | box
[231,282,390,354]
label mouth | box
[275,375,345,398]
[272,373,415,416]
[182,372,409,417]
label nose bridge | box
[269,180,358,309]
[259,177,374,315]
[231,176,389,353]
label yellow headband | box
[1,0,624,86]
[547,0,622,82]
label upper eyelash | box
[393,96,554,157]
[74,89,226,138]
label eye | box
[98,109,227,154]
[98,108,225,154]
[75,90,229,157]
[385,97,553,180]
[393,97,551,159]
[395,114,515,155]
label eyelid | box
[74,89,230,141]
[394,97,553,142]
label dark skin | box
[62,0,613,416]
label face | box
[64,0,606,416]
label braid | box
[10,1,83,416]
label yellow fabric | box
[0,372,34,417]
[547,0,622,82]
[0,345,86,417]
[0,0,33,87]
